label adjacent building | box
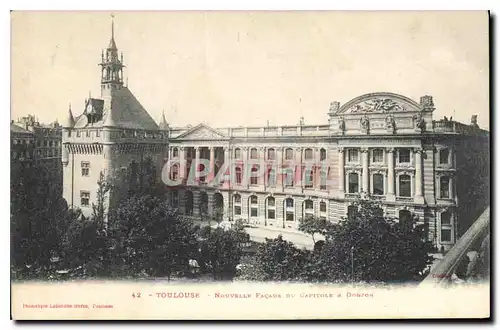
[61,20,168,217]
[11,115,62,186]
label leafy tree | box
[91,171,113,232]
[298,216,328,244]
[198,226,243,280]
[10,161,69,279]
[108,195,198,280]
[312,199,434,283]
[237,235,308,282]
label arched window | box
[441,211,451,225]
[233,194,242,216]
[304,148,313,160]
[185,191,194,216]
[250,148,258,159]
[440,176,450,198]
[320,148,326,161]
[304,199,314,219]
[439,149,450,164]
[373,173,384,195]
[266,197,276,220]
[170,164,179,181]
[267,148,275,160]
[235,166,242,184]
[234,148,241,159]
[348,173,359,193]
[285,148,293,160]
[399,175,411,197]
[285,198,294,222]
[249,195,258,217]
[172,147,179,158]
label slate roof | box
[73,87,159,131]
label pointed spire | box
[159,109,169,130]
[108,13,117,49]
[64,102,75,128]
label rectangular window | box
[267,209,276,220]
[439,149,450,164]
[305,169,314,188]
[304,149,313,160]
[441,212,451,225]
[81,162,90,177]
[348,149,359,162]
[441,229,452,242]
[80,191,90,207]
[399,149,411,163]
[234,206,241,216]
[440,176,450,198]
[286,211,294,221]
[285,148,293,160]
[399,175,411,197]
[348,173,359,193]
[268,198,275,207]
[267,149,275,160]
[320,202,327,212]
[373,174,384,195]
[234,149,241,159]
[372,149,384,163]
[251,208,258,217]
[250,148,258,159]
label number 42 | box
[132,292,142,298]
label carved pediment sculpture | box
[348,98,408,113]
[338,116,346,134]
[413,112,426,132]
[360,115,370,134]
[385,114,396,134]
[329,101,340,114]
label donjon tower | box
[61,18,169,217]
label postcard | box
[10,10,490,320]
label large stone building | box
[61,21,168,217]
[165,94,489,251]
[11,115,63,186]
[61,20,489,252]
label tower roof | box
[64,103,75,128]
[159,110,169,130]
[108,14,117,49]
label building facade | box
[11,115,63,186]
[61,21,169,218]
[165,94,489,251]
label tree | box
[298,216,328,244]
[91,171,113,232]
[311,199,434,283]
[198,226,243,280]
[11,161,70,279]
[237,235,308,282]
[108,195,198,280]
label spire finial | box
[111,13,115,40]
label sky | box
[11,11,489,129]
